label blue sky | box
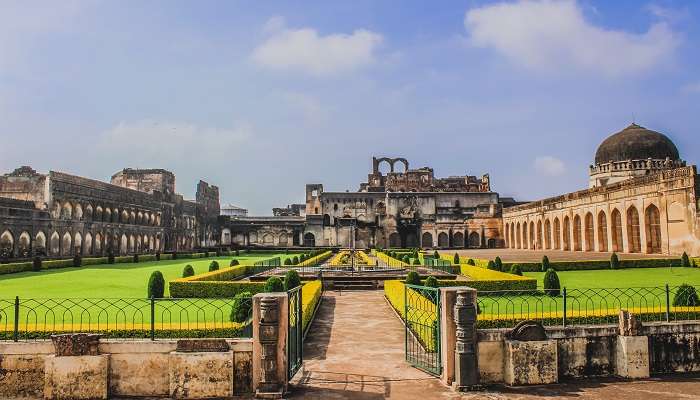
[1,0,699,214]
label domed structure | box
[589,123,685,188]
[594,123,680,165]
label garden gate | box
[288,286,303,379]
[404,284,442,376]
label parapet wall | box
[0,339,253,399]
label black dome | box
[595,123,680,165]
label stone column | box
[43,334,108,400]
[452,288,479,390]
[252,292,289,399]
[615,310,650,379]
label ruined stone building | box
[503,124,700,256]
[0,167,219,259]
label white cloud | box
[534,156,566,176]
[97,120,251,165]
[646,4,690,23]
[464,0,680,76]
[251,18,383,76]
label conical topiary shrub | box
[405,271,420,286]
[182,264,195,278]
[284,270,301,291]
[494,256,503,271]
[453,253,460,264]
[543,268,561,297]
[541,256,550,272]
[673,284,699,307]
[682,252,691,268]
[610,253,620,269]
[148,271,165,298]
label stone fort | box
[1,123,698,260]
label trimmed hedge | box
[466,257,684,272]
[458,266,537,291]
[169,280,266,298]
[301,281,323,332]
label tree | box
[229,259,239,267]
[541,256,550,272]
[467,259,475,266]
[209,261,219,272]
[182,264,195,278]
[229,291,252,322]
[264,277,284,292]
[509,264,523,276]
[147,271,165,298]
[284,270,301,291]
[682,252,691,268]
[405,271,421,285]
[453,253,460,264]
[494,256,503,271]
[610,253,620,270]
[284,258,292,266]
[293,256,299,264]
[543,269,561,296]
[673,284,699,307]
[433,250,440,260]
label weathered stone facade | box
[503,124,699,256]
[0,167,218,259]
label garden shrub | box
[682,252,691,268]
[405,271,421,286]
[182,265,195,278]
[172,252,178,260]
[543,269,561,297]
[284,258,292,266]
[541,256,550,272]
[412,257,421,265]
[509,264,523,276]
[264,277,284,292]
[131,254,138,263]
[108,251,115,264]
[156,252,161,261]
[299,254,306,262]
[148,271,165,298]
[73,254,82,267]
[33,256,42,272]
[293,256,299,264]
[467,259,475,266]
[402,255,410,264]
[433,250,440,259]
[673,284,699,307]
[209,261,219,272]
[229,259,239,267]
[494,256,503,271]
[424,276,438,288]
[487,261,498,271]
[610,253,620,269]
[453,253,460,264]
[284,270,301,291]
[235,250,240,256]
[229,291,252,323]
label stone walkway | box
[288,290,700,400]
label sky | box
[1,0,699,214]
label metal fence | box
[0,296,253,341]
[404,284,441,376]
[288,286,303,380]
[476,284,700,329]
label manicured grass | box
[523,266,700,289]
[0,253,302,299]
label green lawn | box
[0,253,301,299]
[523,266,700,289]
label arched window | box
[453,232,464,247]
[422,232,433,248]
[598,211,608,252]
[0,230,14,257]
[62,232,72,256]
[611,209,623,252]
[278,232,288,246]
[573,215,582,251]
[303,232,315,247]
[585,213,594,251]
[544,220,552,249]
[74,232,82,255]
[437,232,449,248]
[468,231,480,248]
[645,205,662,254]
[61,202,73,219]
[50,232,60,255]
[35,231,47,255]
[627,206,641,253]
[553,218,561,250]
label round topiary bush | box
[433,250,440,259]
[182,264,195,278]
[509,264,523,276]
[405,271,421,286]
[453,253,460,264]
[33,256,42,272]
[229,291,252,323]
[494,256,503,271]
[284,258,292,266]
[230,259,239,267]
[467,259,475,266]
[299,254,306,262]
[541,256,550,272]
[610,253,620,270]
[209,261,219,272]
[147,271,165,298]
[543,268,561,297]
[293,256,299,264]
[264,277,284,293]
[73,254,82,267]
[284,270,302,291]
[424,276,439,288]
[487,261,498,271]
[682,252,691,268]
[673,284,699,307]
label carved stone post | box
[44,334,109,400]
[453,289,479,390]
[252,293,288,399]
[615,309,650,379]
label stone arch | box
[112,208,120,223]
[61,202,73,219]
[584,212,594,252]
[303,232,315,247]
[611,209,623,252]
[516,222,522,249]
[149,235,155,251]
[62,232,72,256]
[130,211,136,224]
[468,231,480,248]
[121,210,129,224]
[626,206,641,253]
[422,232,433,248]
[573,215,582,251]
[94,233,102,254]
[323,214,331,226]
[437,232,449,248]
[84,232,92,255]
[34,231,47,255]
[544,219,552,249]
[221,228,232,245]
[393,158,409,173]
[668,201,684,222]
[278,232,289,246]
[95,206,103,221]
[50,232,60,255]
[51,202,61,219]
[1,230,14,257]
[389,232,402,248]
[85,204,93,221]
[262,233,274,245]
[453,231,464,248]
[74,203,83,220]
[137,211,143,225]
[645,204,662,254]
[563,216,571,251]
[128,234,135,253]
[553,218,561,250]
[249,231,258,244]
[136,235,142,252]
[74,232,82,255]
[17,231,31,256]
[120,234,128,255]
[598,211,609,252]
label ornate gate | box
[288,286,303,379]
[404,284,441,376]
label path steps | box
[330,279,377,291]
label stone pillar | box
[43,334,108,400]
[615,310,650,379]
[451,288,479,390]
[252,292,289,399]
[169,339,234,399]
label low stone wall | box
[477,321,700,385]
[0,339,253,399]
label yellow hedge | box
[377,252,408,266]
[384,280,438,351]
[298,250,333,267]
[301,280,323,332]
[357,250,373,265]
[328,251,349,266]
